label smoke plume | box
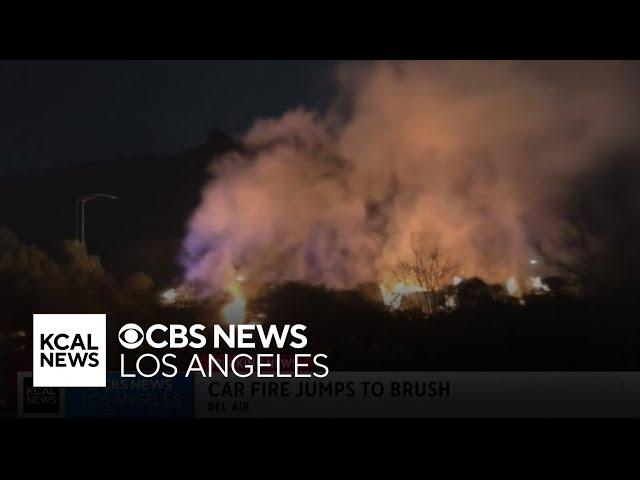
[181,61,640,293]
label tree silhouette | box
[392,234,458,314]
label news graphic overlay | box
[33,314,106,387]
[117,323,328,379]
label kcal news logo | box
[33,314,106,387]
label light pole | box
[76,193,118,247]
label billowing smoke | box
[181,61,640,293]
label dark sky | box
[0,60,337,174]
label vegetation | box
[3,153,640,381]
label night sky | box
[0,60,337,175]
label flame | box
[530,276,550,292]
[380,274,529,312]
[160,288,179,305]
[379,282,426,310]
[505,277,521,296]
[222,281,247,324]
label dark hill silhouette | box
[0,129,239,284]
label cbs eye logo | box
[118,323,144,349]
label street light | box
[76,193,118,247]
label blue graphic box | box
[66,372,194,418]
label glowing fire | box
[160,288,179,305]
[505,277,520,296]
[222,281,247,324]
[379,282,427,310]
[379,272,549,312]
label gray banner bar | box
[194,372,640,418]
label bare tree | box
[392,234,458,314]
[533,213,600,294]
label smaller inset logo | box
[33,314,106,387]
[118,323,145,349]
[17,372,65,418]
